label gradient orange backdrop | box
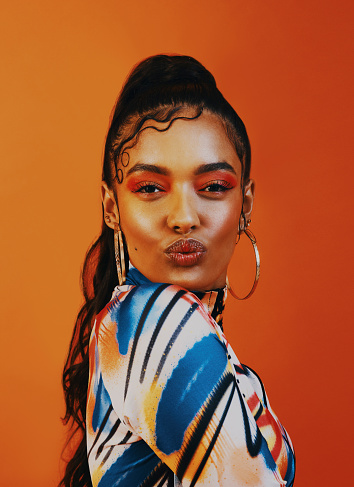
[1,1,353,485]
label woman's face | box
[103,111,254,292]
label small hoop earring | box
[114,223,126,286]
[226,228,260,300]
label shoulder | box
[106,282,211,320]
[94,282,217,348]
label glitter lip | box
[164,239,206,266]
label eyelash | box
[133,182,165,194]
[132,179,234,195]
[199,180,233,192]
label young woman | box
[61,54,295,487]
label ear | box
[241,179,255,230]
[101,181,119,229]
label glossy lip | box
[164,238,207,267]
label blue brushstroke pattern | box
[155,335,227,454]
[97,440,161,487]
[110,284,161,356]
[92,375,112,431]
[112,284,174,357]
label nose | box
[167,190,200,235]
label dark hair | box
[60,54,251,487]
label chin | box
[154,267,226,293]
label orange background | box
[1,1,353,485]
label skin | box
[102,110,254,292]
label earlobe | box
[101,182,119,229]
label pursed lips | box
[164,239,206,266]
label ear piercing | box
[105,215,111,223]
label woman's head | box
[103,54,251,190]
[101,54,254,291]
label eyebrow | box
[126,161,236,177]
[126,163,169,176]
[194,162,236,175]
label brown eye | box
[132,181,166,194]
[199,180,233,193]
[137,184,160,193]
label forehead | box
[125,111,241,172]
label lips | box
[164,239,206,266]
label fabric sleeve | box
[96,282,289,486]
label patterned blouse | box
[87,267,295,486]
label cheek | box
[121,210,151,241]
[118,196,160,248]
[208,200,241,242]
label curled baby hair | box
[60,54,251,487]
[102,54,251,189]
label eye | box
[199,180,233,193]
[133,182,166,194]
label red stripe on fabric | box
[257,409,283,461]
[247,392,260,412]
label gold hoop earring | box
[226,228,260,300]
[114,223,126,286]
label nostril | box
[174,225,194,235]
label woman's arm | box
[91,283,293,486]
